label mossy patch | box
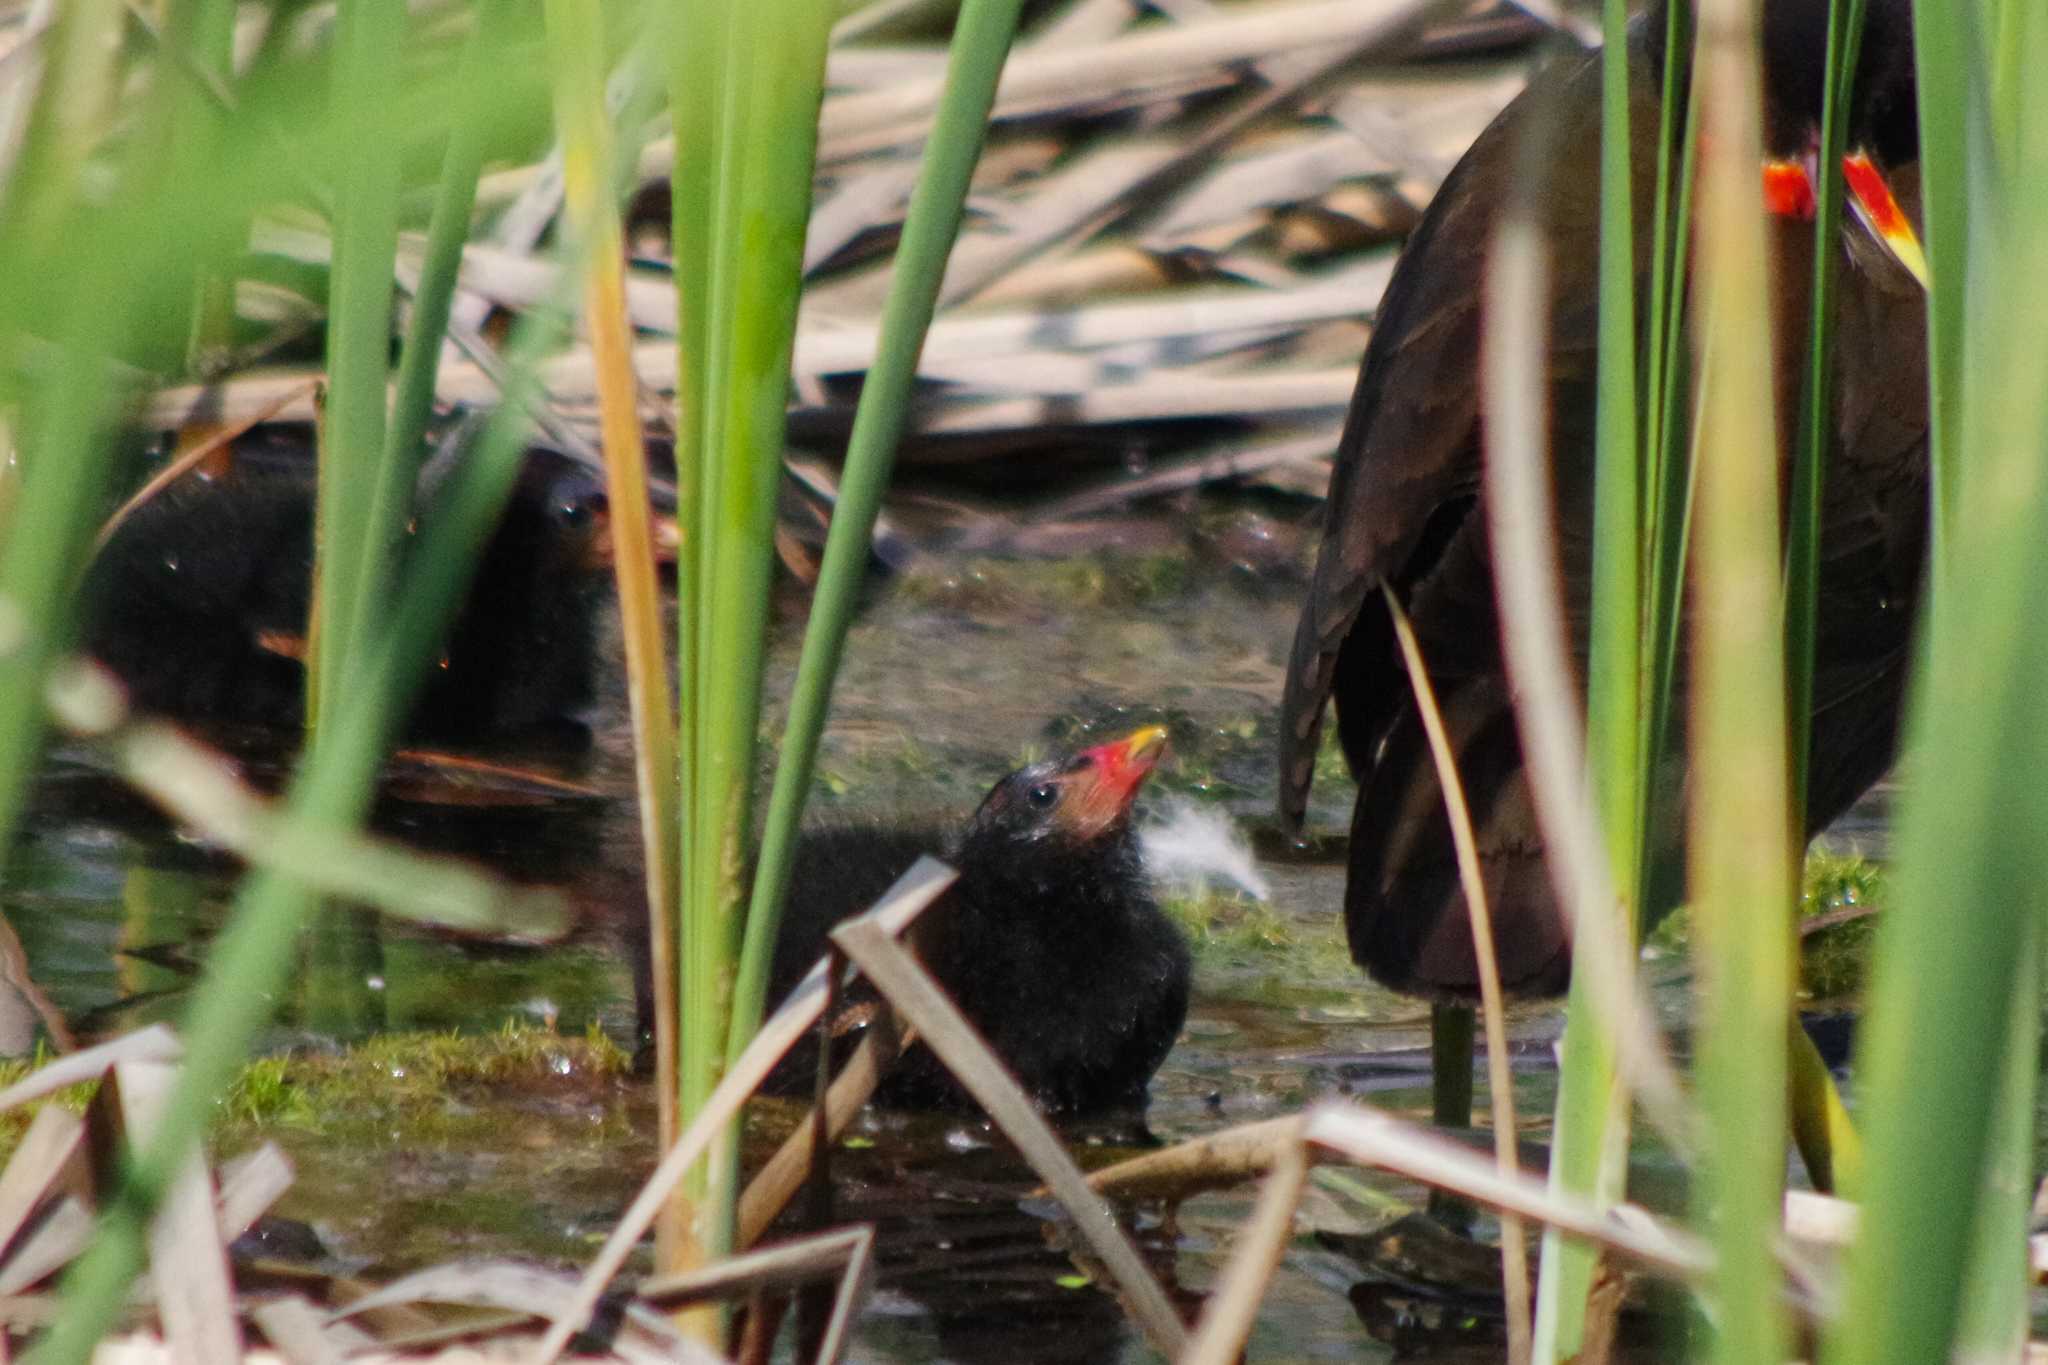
[1643,849,1887,1001]
[1312,720,1351,791]
[0,1044,102,1148]
[1795,850,1886,1000]
[1164,888,1358,1009]
[212,1022,634,1144]
[209,1025,647,1271]
[1166,890,1296,959]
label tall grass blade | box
[1906,0,1978,556]
[1952,928,2036,1358]
[0,332,123,886]
[29,302,574,1365]
[1688,2,1794,1359]
[664,0,720,1258]
[300,0,413,1039]
[149,0,238,372]
[373,0,510,581]
[311,0,406,719]
[735,0,1024,1085]
[0,0,124,305]
[545,0,682,1162]
[1783,0,1866,813]
[1825,17,2048,1362]
[1534,0,1649,1349]
[667,0,833,1275]
[1775,0,1870,1199]
[1642,70,1699,800]
[1639,0,1691,481]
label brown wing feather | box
[1279,36,1632,826]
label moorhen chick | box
[82,424,611,752]
[765,725,1191,1116]
[1278,0,1927,999]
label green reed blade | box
[732,0,1024,1080]
[311,0,406,719]
[1825,15,2048,1364]
[1908,0,1971,561]
[371,0,511,588]
[1533,0,1648,1353]
[1643,73,1698,811]
[0,0,126,319]
[29,299,572,1365]
[1783,0,1866,817]
[666,0,833,1274]
[1952,924,2037,1358]
[1640,0,1690,492]
[544,0,683,1160]
[1689,4,1795,1356]
[664,0,732,1276]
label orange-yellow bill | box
[1060,725,1170,839]
[1759,150,1928,293]
[1841,150,1928,289]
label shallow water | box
[0,493,1893,1362]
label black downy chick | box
[764,726,1191,1116]
[82,424,611,751]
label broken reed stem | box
[1180,1117,1311,1365]
[1380,584,1531,1365]
[531,860,955,1365]
[1083,1115,1309,1201]
[736,1018,914,1250]
[1303,1104,1710,1281]
[91,379,320,554]
[826,913,1189,1358]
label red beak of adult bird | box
[1277,0,1927,1003]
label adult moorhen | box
[1278,0,1927,999]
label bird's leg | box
[1427,1002,1477,1234]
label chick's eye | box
[1026,783,1058,809]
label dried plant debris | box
[145,0,1559,552]
[0,1026,879,1363]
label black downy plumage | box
[82,423,611,750]
[765,726,1191,1115]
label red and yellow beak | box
[1061,725,1169,839]
[1841,149,1928,289]
[1762,150,1928,291]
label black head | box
[1648,0,1918,164]
[960,726,1170,861]
[421,447,611,742]
[493,448,612,577]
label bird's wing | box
[1278,42,1612,827]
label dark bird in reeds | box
[82,424,611,753]
[766,725,1190,1115]
[1278,0,1927,1000]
